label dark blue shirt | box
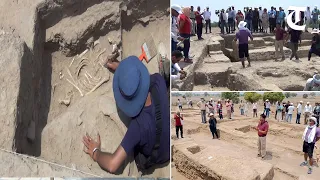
[121,74,170,164]
[245,12,253,20]
[289,29,301,43]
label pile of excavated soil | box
[0,0,169,177]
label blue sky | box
[172,0,319,21]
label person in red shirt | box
[252,114,269,159]
[195,6,204,40]
[174,112,184,138]
[179,7,193,63]
[274,23,287,61]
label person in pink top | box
[252,114,269,159]
[226,99,232,119]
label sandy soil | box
[172,95,320,180]
[0,0,170,177]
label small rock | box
[138,16,150,25]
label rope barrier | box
[0,148,102,177]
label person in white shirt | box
[287,103,295,123]
[259,7,264,32]
[171,5,185,52]
[305,7,312,32]
[220,9,228,34]
[178,99,183,111]
[296,101,303,124]
[203,7,212,33]
[265,100,271,118]
[253,102,258,117]
[171,50,187,82]
[305,102,313,125]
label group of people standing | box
[218,6,320,34]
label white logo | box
[287,6,307,31]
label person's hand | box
[180,73,186,80]
[178,37,185,41]
[83,132,101,161]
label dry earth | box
[0,0,169,178]
[172,27,320,91]
[171,96,320,180]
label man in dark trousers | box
[209,113,219,139]
[195,6,204,40]
[174,112,184,138]
[286,28,302,60]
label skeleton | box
[66,40,111,96]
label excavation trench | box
[6,0,169,177]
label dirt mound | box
[0,0,169,177]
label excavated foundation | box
[177,32,320,91]
[0,0,169,177]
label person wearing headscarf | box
[261,8,269,33]
[300,117,320,174]
[236,10,244,29]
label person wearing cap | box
[203,7,212,34]
[209,113,219,139]
[253,114,269,159]
[308,29,320,61]
[234,21,253,68]
[300,117,320,174]
[82,56,169,173]
[311,6,319,29]
[304,102,313,124]
[197,98,208,123]
[304,74,320,91]
[265,99,271,118]
[297,101,303,124]
[171,4,184,52]
[174,112,184,139]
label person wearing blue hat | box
[82,56,169,174]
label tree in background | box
[291,93,298,97]
[285,92,291,98]
[310,92,316,97]
[172,92,181,97]
[262,92,285,104]
[303,94,309,99]
[244,92,262,103]
[185,92,192,98]
[221,92,240,103]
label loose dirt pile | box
[171,97,320,180]
[173,28,320,91]
[0,0,169,177]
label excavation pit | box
[0,0,169,177]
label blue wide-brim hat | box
[113,56,150,117]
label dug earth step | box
[173,138,274,180]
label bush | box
[303,94,308,99]
[221,92,240,103]
[262,92,285,104]
[244,92,262,103]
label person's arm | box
[83,133,127,173]
[171,32,178,42]
[171,74,181,81]
[173,63,182,72]
[258,124,269,135]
